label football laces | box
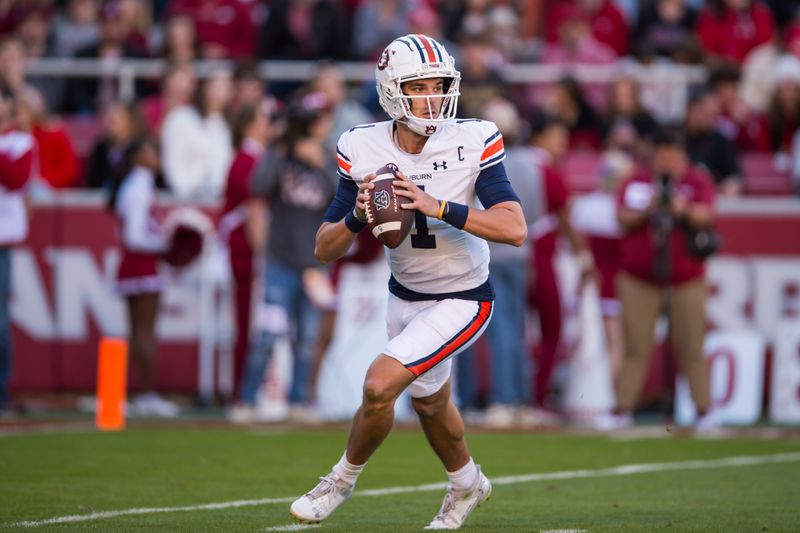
[364,194,375,224]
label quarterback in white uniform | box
[291,34,526,530]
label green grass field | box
[1,424,799,532]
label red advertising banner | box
[8,195,800,396]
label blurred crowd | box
[0,1,798,197]
[1,0,797,424]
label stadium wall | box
[8,195,800,415]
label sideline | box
[10,451,800,528]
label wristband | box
[344,207,367,233]
[442,201,468,230]
[437,199,448,220]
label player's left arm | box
[394,162,527,246]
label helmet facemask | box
[393,75,460,136]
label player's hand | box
[670,193,688,217]
[393,170,438,217]
[355,174,376,221]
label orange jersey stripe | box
[407,301,493,376]
[480,137,505,161]
[337,157,352,173]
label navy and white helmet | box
[375,34,461,136]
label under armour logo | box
[374,190,390,210]
[433,161,448,171]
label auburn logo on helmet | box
[377,49,390,71]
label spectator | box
[307,230,383,407]
[0,88,34,417]
[352,0,409,60]
[571,149,634,383]
[547,0,630,57]
[108,137,179,418]
[219,102,271,403]
[740,21,800,113]
[0,38,37,107]
[50,0,101,59]
[526,111,593,417]
[169,0,256,60]
[696,0,775,66]
[486,4,522,62]
[634,0,699,63]
[18,87,80,189]
[457,97,540,428]
[311,62,373,150]
[258,0,347,61]
[160,68,233,200]
[757,54,800,155]
[709,65,763,150]
[539,7,617,111]
[684,87,744,196]
[457,33,507,120]
[87,100,145,190]
[62,1,149,114]
[230,62,266,114]
[157,13,198,65]
[604,76,658,145]
[140,62,197,135]
[539,78,605,150]
[600,128,716,431]
[232,90,338,422]
[11,7,71,113]
[114,0,151,56]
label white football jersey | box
[336,119,506,295]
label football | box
[365,163,414,249]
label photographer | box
[598,127,718,431]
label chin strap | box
[406,117,438,136]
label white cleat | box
[425,467,492,530]
[290,473,354,523]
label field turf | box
[1,424,799,532]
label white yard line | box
[263,525,320,532]
[10,451,800,528]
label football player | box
[291,34,527,530]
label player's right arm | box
[315,175,375,264]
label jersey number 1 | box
[411,185,437,249]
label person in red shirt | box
[18,88,80,189]
[546,0,629,57]
[168,0,257,60]
[696,0,775,65]
[607,127,716,430]
[0,88,34,415]
[220,101,271,398]
[527,112,593,415]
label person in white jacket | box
[109,137,179,418]
[160,68,233,201]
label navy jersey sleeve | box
[475,161,520,208]
[323,177,359,222]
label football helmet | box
[375,34,461,136]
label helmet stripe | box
[407,35,427,63]
[416,34,437,63]
[427,36,445,63]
